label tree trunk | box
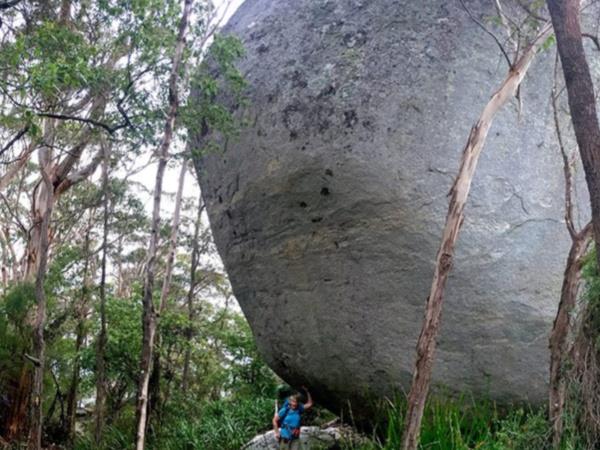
[546,0,600,445]
[149,161,187,422]
[95,144,110,445]
[548,224,591,447]
[547,0,600,271]
[28,154,55,450]
[66,216,93,441]
[135,143,163,450]
[182,194,204,393]
[135,2,193,448]
[5,366,31,441]
[0,228,8,291]
[547,60,592,448]
[117,236,124,297]
[159,162,187,315]
[65,313,86,440]
[400,24,551,450]
[4,226,20,282]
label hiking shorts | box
[279,438,300,450]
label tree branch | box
[0,125,29,158]
[0,142,35,191]
[515,0,549,22]
[55,146,104,196]
[582,32,600,51]
[53,139,90,187]
[23,353,41,367]
[37,112,121,135]
[552,55,577,239]
[458,0,513,69]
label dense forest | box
[5,0,600,449]
[0,1,279,449]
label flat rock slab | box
[192,0,590,419]
[242,427,346,450]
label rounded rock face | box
[193,0,585,416]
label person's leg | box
[279,440,290,450]
[290,439,300,450]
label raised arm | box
[303,387,314,410]
[272,411,280,440]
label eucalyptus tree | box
[0,0,243,447]
[547,0,600,446]
[135,2,195,446]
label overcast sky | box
[215,0,245,24]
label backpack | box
[276,399,301,439]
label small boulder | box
[242,427,344,450]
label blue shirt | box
[278,404,304,440]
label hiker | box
[272,387,313,449]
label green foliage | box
[72,301,278,450]
[377,396,501,450]
[346,397,573,450]
[0,0,246,154]
[489,409,549,450]
[183,33,247,147]
[565,248,600,448]
[0,1,246,447]
[1,282,35,329]
[579,248,600,350]
[86,295,142,383]
[157,396,275,450]
[212,312,278,397]
[73,395,274,450]
[541,35,556,53]
[0,283,35,376]
[42,366,597,450]
[21,22,101,95]
[74,419,135,450]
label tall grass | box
[343,395,584,450]
[75,394,586,450]
[74,396,274,450]
[156,396,274,450]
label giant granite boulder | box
[192,0,588,418]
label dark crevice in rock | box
[343,110,358,128]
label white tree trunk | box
[135,1,194,448]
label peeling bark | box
[400,23,552,450]
[547,59,593,447]
[548,224,591,448]
[28,151,55,450]
[5,366,31,441]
